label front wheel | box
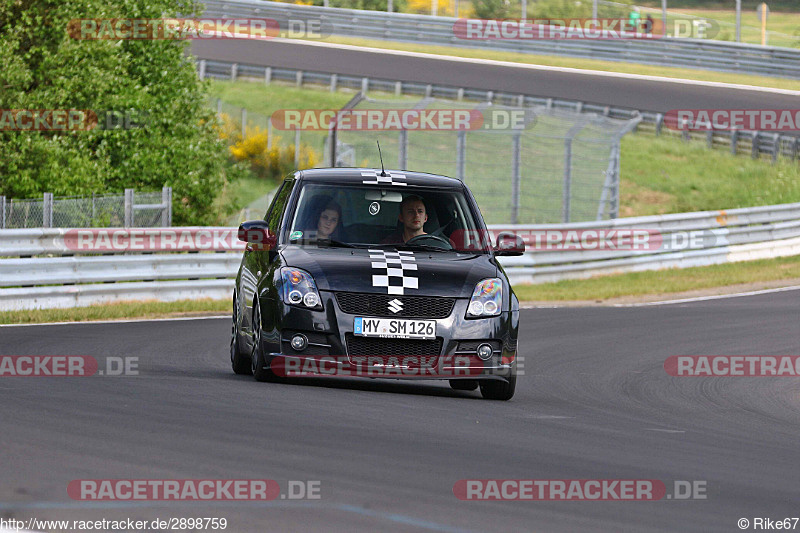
[231,292,252,375]
[251,299,279,382]
[479,375,516,401]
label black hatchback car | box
[230,168,525,400]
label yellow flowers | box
[217,113,319,179]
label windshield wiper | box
[373,242,452,253]
[315,239,358,248]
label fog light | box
[288,290,303,304]
[303,292,319,307]
[291,334,308,351]
[477,343,493,360]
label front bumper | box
[260,291,519,381]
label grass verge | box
[0,299,228,326]
[291,35,800,91]
[513,254,800,301]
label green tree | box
[0,0,245,225]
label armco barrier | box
[199,0,800,79]
[1,204,799,310]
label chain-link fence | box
[0,188,172,229]
[325,96,640,224]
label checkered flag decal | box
[361,170,407,186]
[368,249,418,295]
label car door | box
[241,178,295,339]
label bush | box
[220,115,319,180]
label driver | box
[381,195,428,244]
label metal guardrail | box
[200,0,800,79]
[1,202,800,310]
[495,202,800,283]
[198,59,800,163]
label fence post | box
[398,129,408,170]
[611,143,621,219]
[124,189,134,228]
[511,133,521,224]
[457,88,464,101]
[361,77,369,95]
[654,113,664,135]
[294,129,301,169]
[731,129,738,155]
[562,137,572,223]
[265,67,272,85]
[772,133,780,163]
[296,71,303,88]
[0,195,5,229]
[330,74,337,92]
[329,124,338,167]
[456,130,466,182]
[198,59,206,80]
[751,132,759,159]
[395,81,402,97]
[162,186,172,227]
[230,63,238,81]
[42,192,53,228]
[706,129,714,149]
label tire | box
[231,292,252,375]
[251,298,279,383]
[449,379,478,391]
[479,375,516,401]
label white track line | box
[615,284,800,306]
[261,37,800,95]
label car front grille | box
[345,334,443,358]
[335,292,455,319]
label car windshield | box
[286,182,491,253]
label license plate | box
[354,317,436,340]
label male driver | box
[381,194,428,244]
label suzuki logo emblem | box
[387,298,403,314]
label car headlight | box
[280,267,322,310]
[466,278,502,318]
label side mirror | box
[494,232,525,256]
[238,220,277,250]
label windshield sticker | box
[290,230,303,240]
[368,249,418,295]
[369,202,381,216]
[361,170,407,187]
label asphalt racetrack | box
[190,38,800,114]
[1,289,799,532]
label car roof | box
[296,168,464,189]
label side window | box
[265,179,294,233]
